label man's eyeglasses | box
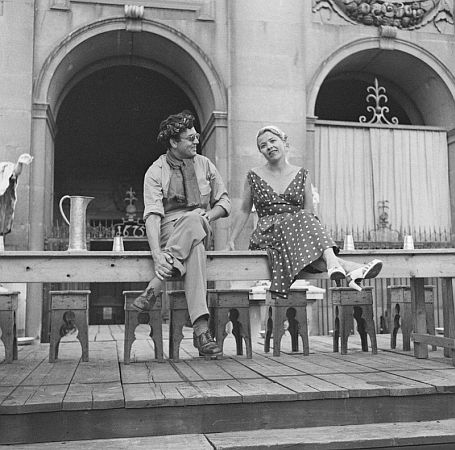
[181,133,200,143]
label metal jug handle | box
[59,195,71,226]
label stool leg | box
[149,311,164,361]
[296,307,309,356]
[333,306,340,353]
[353,306,369,352]
[214,308,228,354]
[49,311,62,363]
[123,310,136,365]
[401,303,413,352]
[237,308,252,359]
[264,307,273,353]
[229,308,244,356]
[13,311,18,361]
[426,306,437,352]
[0,310,17,363]
[169,309,189,361]
[74,310,89,362]
[272,306,286,357]
[390,304,400,350]
[340,306,352,355]
[361,306,378,354]
[287,308,299,352]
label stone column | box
[27,104,56,339]
[227,0,306,248]
[201,111,229,250]
[0,0,35,335]
[448,129,455,245]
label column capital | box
[32,103,57,138]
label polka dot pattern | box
[248,169,336,297]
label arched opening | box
[316,75,411,125]
[31,21,228,252]
[54,65,199,222]
[309,45,454,246]
[310,45,455,128]
[31,22,228,332]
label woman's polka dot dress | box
[248,169,337,297]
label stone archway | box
[27,18,228,337]
[31,18,228,252]
[305,37,455,244]
[307,37,455,128]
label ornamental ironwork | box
[312,0,454,32]
[359,78,399,125]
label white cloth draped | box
[314,123,451,236]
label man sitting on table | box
[133,110,231,358]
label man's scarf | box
[166,151,202,207]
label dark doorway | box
[53,65,199,324]
[54,65,199,220]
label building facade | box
[1,0,455,338]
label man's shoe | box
[132,290,156,312]
[193,330,222,357]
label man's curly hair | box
[156,110,195,149]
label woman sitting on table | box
[226,125,382,297]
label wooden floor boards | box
[1,325,455,444]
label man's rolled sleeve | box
[143,165,165,221]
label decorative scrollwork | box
[359,78,399,125]
[312,0,453,32]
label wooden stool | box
[168,290,190,361]
[265,289,309,357]
[49,290,90,362]
[331,286,377,355]
[389,285,436,351]
[208,289,252,358]
[123,290,163,364]
[0,291,19,363]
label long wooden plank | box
[185,358,235,381]
[21,358,78,386]
[207,419,455,450]
[269,375,348,400]
[351,371,436,396]
[0,347,48,386]
[412,333,455,349]
[71,342,120,384]
[14,434,213,449]
[2,249,455,282]
[0,384,67,414]
[191,380,243,404]
[316,372,390,397]
[63,382,124,411]
[123,382,186,408]
[224,378,297,403]
[390,369,455,393]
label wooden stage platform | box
[2,326,455,445]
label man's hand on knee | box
[152,250,175,280]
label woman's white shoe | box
[345,259,383,291]
[327,266,346,281]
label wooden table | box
[0,249,454,361]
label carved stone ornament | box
[312,0,454,32]
[124,5,144,19]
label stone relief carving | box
[312,0,453,32]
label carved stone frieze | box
[312,0,454,32]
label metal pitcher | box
[59,195,94,251]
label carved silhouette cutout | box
[59,310,77,338]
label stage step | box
[13,419,455,449]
